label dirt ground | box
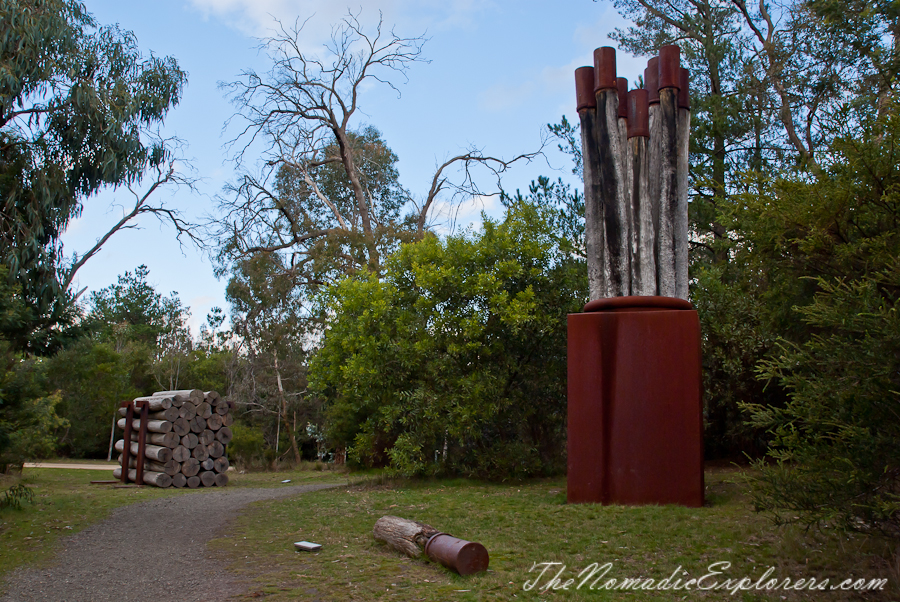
[0,483,338,602]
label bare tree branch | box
[60,139,201,298]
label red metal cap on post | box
[593,47,617,91]
[678,67,690,109]
[627,89,650,138]
[617,77,629,118]
[646,56,659,104]
[575,66,596,111]
[658,45,681,90]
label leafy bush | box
[311,199,586,477]
[0,483,34,510]
[228,421,268,469]
[742,102,900,537]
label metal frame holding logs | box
[118,399,150,486]
[112,390,233,488]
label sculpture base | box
[567,296,703,507]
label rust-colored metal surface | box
[135,400,149,486]
[617,77,628,118]
[120,401,133,484]
[678,67,690,109]
[658,45,681,90]
[567,297,704,507]
[575,66,596,111]
[646,57,660,104]
[424,534,489,575]
[626,90,649,138]
[593,47,617,91]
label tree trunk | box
[131,431,179,449]
[112,467,172,488]
[117,418,173,434]
[154,389,203,404]
[147,407,180,422]
[207,441,225,459]
[214,472,229,487]
[180,432,199,449]
[215,427,233,445]
[181,457,200,477]
[179,403,196,421]
[192,445,209,462]
[114,439,172,462]
[274,350,302,464]
[373,515,440,558]
[172,473,187,488]
[131,396,173,411]
[173,445,191,463]
[186,475,201,488]
[199,471,216,487]
[206,414,223,431]
[196,402,212,420]
[120,455,181,476]
[213,456,229,473]
[199,429,216,445]
[189,416,207,433]
[173,417,191,437]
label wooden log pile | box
[113,389,234,488]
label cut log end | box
[373,515,440,559]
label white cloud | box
[184,0,488,40]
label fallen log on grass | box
[372,516,489,575]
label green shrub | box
[228,421,268,469]
[311,198,586,478]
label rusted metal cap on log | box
[678,67,690,109]
[658,44,681,89]
[617,77,629,118]
[424,533,489,576]
[593,46,617,91]
[627,89,649,138]
[646,56,659,104]
[575,66,596,111]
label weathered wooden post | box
[567,46,703,508]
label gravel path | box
[0,483,339,602]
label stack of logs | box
[112,389,234,488]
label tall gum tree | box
[216,11,542,295]
[0,0,195,353]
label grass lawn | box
[210,467,898,601]
[2,465,896,601]
[0,462,346,580]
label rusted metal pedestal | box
[567,296,703,507]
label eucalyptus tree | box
[0,0,193,353]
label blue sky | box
[64,0,647,334]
